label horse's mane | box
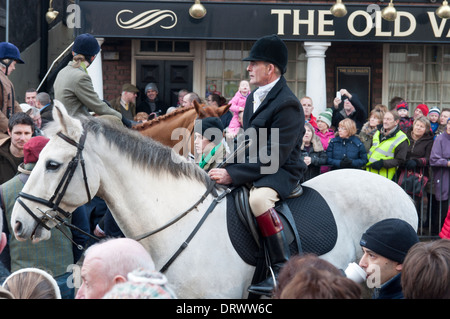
[134,105,196,131]
[45,116,211,187]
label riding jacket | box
[54,61,122,120]
[226,76,306,200]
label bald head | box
[76,238,155,299]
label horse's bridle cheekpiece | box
[16,127,96,248]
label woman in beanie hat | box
[359,218,419,299]
[315,108,335,150]
[414,103,429,119]
[54,33,130,127]
[193,117,228,171]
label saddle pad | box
[227,186,338,266]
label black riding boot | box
[248,208,290,296]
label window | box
[388,44,450,111]
[205,41,307,100]
[140,40,190,53]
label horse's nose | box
[13,221,24,238]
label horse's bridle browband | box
[16,127,94,245]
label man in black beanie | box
[359,218,419,299]
[208,34,306,296]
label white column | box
[88,37,105,100]
[303,42,331,117]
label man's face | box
[414,108,425,119]
[359,247,401,286]
[343,99,355,114]
[383,112,398,131]
[146,89,158,101]
[123,91,137,104]
[8,124,33,153]
[25,91,37,106]
[182,94,192,108]
[301,98,313,117]
[440,111,450,125]
[76,257,113,299]
[7,61,16,76]
[247,61,270,87]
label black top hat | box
[243,34,288,74]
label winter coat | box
[429,130,450,201]
[315,128,335,150]
[109,96,136,121]
[439,206,450,239]
[0,137,22,185]
[136,97,168,116]
[54,61,122,120]
[402,127,434,176]
[326,135,368,170]
[357,122,378,153]
[373,273,404,299]
[300,136,327,182]
[226,76,306,200]
[306,113,318,129]
[0,71,22,136]
[228,91,249,135]
[398,116,413,134]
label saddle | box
[227,184,338,266]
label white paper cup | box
[344,262,366,284]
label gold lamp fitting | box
[330,0,347,18]
[189,0,207,19]
[381,0,397,21]
[46,0,59,24]
[436,0,450,19]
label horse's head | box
[11,101,101,243]
[194,100,231,119]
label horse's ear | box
[52,100,82,137]
[217,103,231,116]
[194,100,202,114]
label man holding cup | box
[358,218,419,299]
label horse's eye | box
[46,160,61,171]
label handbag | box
[397,168,428,197]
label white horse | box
[11,102,418,298]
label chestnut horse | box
[133,101,231,157]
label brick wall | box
[325,42,383,110]
[101,39,133,102]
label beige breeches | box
[249,186,280,217]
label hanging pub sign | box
[78,1,450,43]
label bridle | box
[16,127,94,248]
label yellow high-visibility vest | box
[366,129,408,180]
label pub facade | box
[75,0,450,117]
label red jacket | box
[439,206,450,239]
[306,113,317,129]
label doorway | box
[136,60,193,109]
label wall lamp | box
[46,0,59,24]
[189,0,207,19]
